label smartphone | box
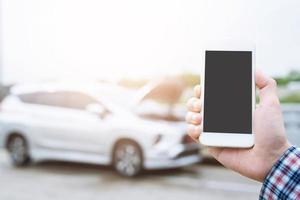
[200,42,255,148]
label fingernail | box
[192,114,198,122]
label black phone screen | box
[203,51,252,134]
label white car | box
[0,83,201,176]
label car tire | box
[113,140,143,177]
[6,135,30,166]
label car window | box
[18,93,35,103]
[18,92,53,105]
[61,91,98,110]
[18,91,98,110]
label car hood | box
[133,78,185,106]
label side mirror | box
[86,103,108,119]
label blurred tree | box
[275,69,300,86]
[287,70,300,81]
[275,77,290,86]
[280,93,300,104]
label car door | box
[56,91,110,154]
[17,92,71,150]
[19,91,107,154]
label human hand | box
[186,70,291,182]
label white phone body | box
[200,41,255,148]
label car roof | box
[9,82,137,110]
[10,78,185,107]
[10,82,130,96]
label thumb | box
[255,70,280,106]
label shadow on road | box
[26,160,200,179]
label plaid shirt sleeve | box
[259,146,300,200]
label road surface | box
[0,150,261,200]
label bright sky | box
[1,0,300,84]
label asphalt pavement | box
[0,150,262,200]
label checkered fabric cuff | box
[259,146,300,200]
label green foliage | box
[287,70,300,81]
[275,70,300,86]
[256,94,260,104]
[275,77,290,86]
[280,93,300,104]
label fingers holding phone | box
[186,85,202,141]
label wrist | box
[261,141,292,182]
[260,146,300,199]
[271,141,292,166]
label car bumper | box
[144,144,202,169]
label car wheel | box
[7,135,30,166]
[113,140,143,177]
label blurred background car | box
[0,82,200,177]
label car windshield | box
[134,100,184,122]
